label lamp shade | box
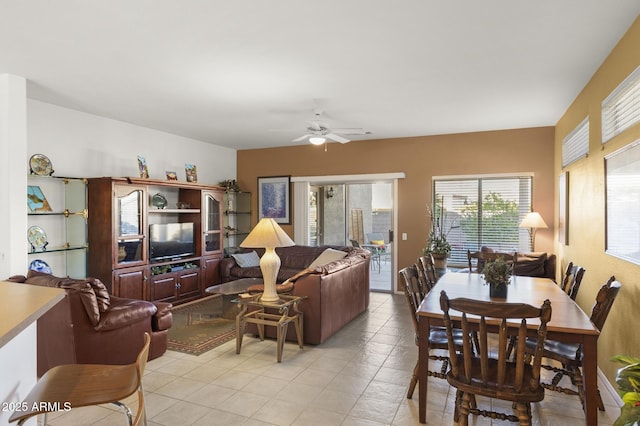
[240,218,295,249]
[519,212,548,229]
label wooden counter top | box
[0,280,65,349]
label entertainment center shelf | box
[87,177,224,305]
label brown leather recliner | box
[7,270,172,377]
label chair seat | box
[429,326,463,346]
[447,356,545,403]
[9,363,140,423]
[414,326,464,347]
[525,338,580,363]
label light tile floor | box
[47,292,621,425]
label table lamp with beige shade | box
[519,211,548,251]
[240,218,295,302]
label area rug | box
[167,295,236,355]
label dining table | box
[417,272,600,425]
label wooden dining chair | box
[440,291,552,425]
[526,276,621,411]
[566,266,586,300]
[467,250,517,274]
[399,265,464,399]
[560,261,574,292]
[10,333,151,426]
[417,254,438,291]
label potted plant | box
[611,355,640,426]
[482,256,512,298]
[424,198,453,269]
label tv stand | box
[87,177,224,304]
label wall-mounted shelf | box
[27,175,87,278]
[223,191,251,256]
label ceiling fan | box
[292,110,371,145]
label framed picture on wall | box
[558,172,569,245]
[605,140,640,265]
[258,176,291,224]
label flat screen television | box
[149,222,196,262]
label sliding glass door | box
[308,182,394,292]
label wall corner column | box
[0,74,28,278]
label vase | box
[432,254,448,270]
[490,283,508,298]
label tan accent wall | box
[238,126,555,286]
[555,16,640,385]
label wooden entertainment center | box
[87,177,225,305]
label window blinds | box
[433,176,532,266]
[562,118,589,167]
[602,65,640,144]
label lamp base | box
[259,247,281,303]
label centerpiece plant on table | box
[610,355,640,426]
[482,256,512,298]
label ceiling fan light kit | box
[309,136,326,145]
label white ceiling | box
[1,1,639,150]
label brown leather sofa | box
[220,245,371,344]
[7,270,172,376]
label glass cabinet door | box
[203,191,222,254]
[114,185,146,265]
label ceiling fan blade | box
[331,128,369,135]
[292,134,310,142]
[326,133,350,143]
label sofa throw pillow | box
[232,251,261,268]
[308,248,348,269]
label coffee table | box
[204,278,263,319]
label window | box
[433,175,532,266]
[602,65,640,144]
[562,118,589,167]
[605,140,640,265]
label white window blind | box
[602,65,640,144]
[433,176,532,266]
[562,118,589,167]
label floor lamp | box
[519,212,548,252]
[240,218,295,302]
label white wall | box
[1,75,28,279]
[27,100,236,183]
[1,74,36,426]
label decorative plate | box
[152,193,168,209]
[29,154,53,176]
[29,259,52,274]
[27,225,48,250]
